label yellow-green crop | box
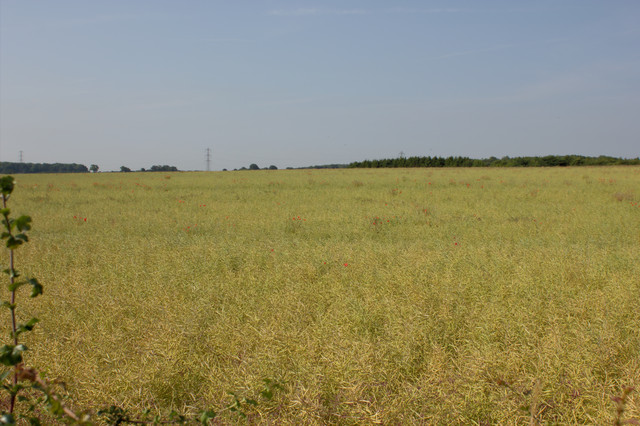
[6,166,640,423]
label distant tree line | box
[305,164,349,169]
[230,164,278,171]
[281,164,348,170]
[148,165,178,172]
[0,162,88,174]
[348,155,640,169]
[120,165,179,172]
[0,162,184,174]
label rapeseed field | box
[8,166,640,423]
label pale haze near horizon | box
[1,0,638,172]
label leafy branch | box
[0,175,85,424]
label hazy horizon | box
[1,1,639,171]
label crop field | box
[5,166,640,423]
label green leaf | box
[98,406,129,423]
[0,233,9,240]
[15,318,39,337]
[199,409,217,424]
[29,278,43,297]
[0,344,26,366]
[5,236,23,250]
[0,176,15,196]
[31,381,45,392]
[0,209,9,217]
[168,411,186,422]
[7,280,25,292]
[260,379,283,400]
[2,269,18,279]
[1,302,16,310]
[0,370,11,381]
[15,234,28,243]
[8,383,25,394]
[14,216,31,232]
[25,317,39,328]
[47,398,64,416]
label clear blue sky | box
[1,1,639,171]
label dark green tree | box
[149,165,178,172]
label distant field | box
[7,166,640,423]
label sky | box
[1,1,639,171]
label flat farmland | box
[7,166,640,423]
